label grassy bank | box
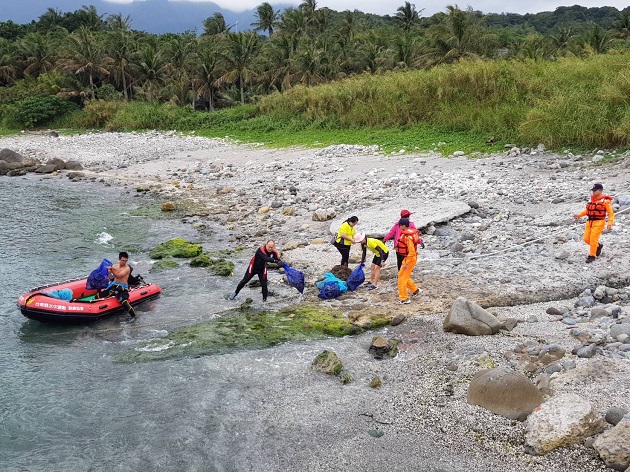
[3,53,630,152]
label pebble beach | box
[2,131,630,471]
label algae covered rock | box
[151,260,179,271]
[312,350,343,376]
[190,253,235,276]
[149,238,202,259]
[161,202,176,211]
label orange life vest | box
[586,196,612,220]
[396,229,421,255]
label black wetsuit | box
[233,246,281,301]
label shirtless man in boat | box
[97,251,136,317]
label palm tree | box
[163,33,198,106]
[0,38,17,85]
[548,25,574,57]
[612,10,630,40]
[251,2,279,37]
[421,5,494,66]
[193,39,220,110]
[202,13,232,37]
[581,23,611,55]
[18,32,58,77]
[107,29,135,100]
[61,26,111,100]
[134,42,169,101]
[107,13,132,32]
[216,32,260,104]
[395,2,423,32]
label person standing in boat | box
[97,251,136,317]
[229,240,282,302]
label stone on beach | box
[467,367,543,421]
[443,297,502,335]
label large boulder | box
[312,350,342,376]
[0,160,8,175]
[35,164,56,174]
[593,416,630,471]
[65,160,83,171]
[443,297,502,335]
[525,393,605,455]
[149,238,203,259]
[467,368,543,421]
[0,148,24,163]
[47,157,66,170]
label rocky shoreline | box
[2,131,630,471]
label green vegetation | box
[1,3,630,150]
[118,304,390,363]
[151,260,179,271]
[190,253,235,276]
[148,238,203,259]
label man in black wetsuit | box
[229,240,282,302]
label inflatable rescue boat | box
[18,278,162,323]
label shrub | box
[12,95,78,128]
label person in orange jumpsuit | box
[396,218,422,304]
[573,183,614,263]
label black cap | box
[591,183,603,192]
[399,218,410,227]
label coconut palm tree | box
[0,38,17,85]
[18,32,58,77]
[202,13,232,37]
[216,32,260,104]
[106,29,135,100]
[134,42,169,101]
[395,2,423,32]
[251,2,280,37]
[611,10,630,40]
[60,26,111,100]
[193,39,220,110]
[548,25,574,57]
[107,13,132,32]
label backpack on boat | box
[86,258,112,290]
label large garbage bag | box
[42,288,73,301]
[346,263,366,292]
[316,272,348,299]
[86,258,113,290]
[284,262,305,294]
[318,281,342,299]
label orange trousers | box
[583,220,605,256]
[398,255,418,300]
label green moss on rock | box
[151,260,179,271]
[312,350,343,376]
[190,253,235,276]
[117,304,366,363]
[149,238,202,259]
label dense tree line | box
[0,2,629,112]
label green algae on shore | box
[118,304,390,363]
[190,252,235,276]
[149,238,202,259]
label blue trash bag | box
[318,281,342,299]
[315,273,348,293]
[283,262,305,294]
[346,263,366,292]
[42,288,73,301]
[86,258,113,290]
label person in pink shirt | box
[384,209,420,270]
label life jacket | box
[586,195,612,220]
[396,229,421,255]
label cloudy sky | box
[104,0,630,16]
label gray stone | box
[501,318,518,331]
[312,350,342,376]
[605,407,629,426]
[443,297,502,336]
[590,307,610,320]
[35,164,56,174]
[525,393,605,455]
[46,157,66,170]
[546,306,568,316]
[467,368,543,421]
[0,148,24,163]
[575,295,596,308]
[65,160,83,171]
[0,160,8,175]
[593,417,630,471]
[577,344,598,359]
[611,324,630,339]
[390,313,406,326]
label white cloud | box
[103,0,630,16]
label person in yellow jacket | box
[573,183,614,263]
[334,216,358,267]
[354,232,389,290]
[396,218,422,304]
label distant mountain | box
[0,0,293,34]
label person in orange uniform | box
[573,183,614,263]
[396,218,422,304]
